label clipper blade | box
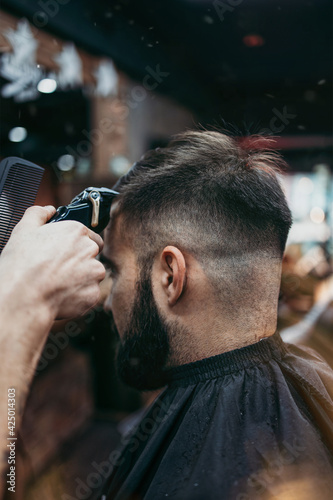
[0,157,44,253]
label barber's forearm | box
[0,285,54,495]
[0,301,52,381]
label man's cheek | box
[112,307,123,338]
[112,294,129,338]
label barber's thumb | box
[19,205,57,228]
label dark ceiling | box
[1,0,332,164]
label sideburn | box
[116,262,170,391]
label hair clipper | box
[0,156,118,251]
[48,187,119,233]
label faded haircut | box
[113,130,292,283]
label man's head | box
[103,130,292,389]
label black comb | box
[0,157,44,253]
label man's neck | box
[167,309,278,367]
[163,258,282,368]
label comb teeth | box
[0,160,44,253]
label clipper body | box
[49,187,119,233]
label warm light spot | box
[310,206,325,224]
[243,34,265,48]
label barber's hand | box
[0,205,106,320]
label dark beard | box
[115,265,170,391]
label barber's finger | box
[15,205,57,230]
[86,228,104,253]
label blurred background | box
[0,1,332,498]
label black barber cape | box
[101,332,333,499]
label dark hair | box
[114,130,292,282]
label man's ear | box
[159,246,186,306]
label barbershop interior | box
[0,1,332,498]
